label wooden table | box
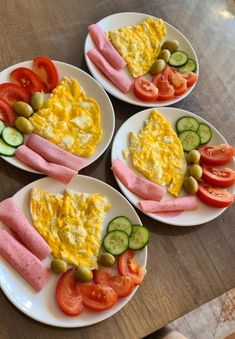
[0,0,235,338]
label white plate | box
[85,12,199,107]
[0,61,115,173]
[0,175,147,327]
[111,107,235,226]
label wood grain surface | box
[0,0,235,338]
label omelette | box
[29,77,102,157]
[30,188,111,268]
[127,109,187,196]
[107,18,167,77]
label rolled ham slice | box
[0,198,51,260]
[0,229,49,292]
[139,196,198,213]
[26,134,87,172]
[88,24,126,70]
[111,158,166,201]
[15,145,77,185]
[87,48,132,94]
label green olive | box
[75,266,93,282]
[14,101,34,118]
[15,117,34,134]
[186,149,201,164]
[150,59,166,75]
[30,92,44,111]
[189,164,202,180]
[158,49,171,63]
[162,39,179,53]
[51,259,67,274]
[183,176,199,194]
[97,253,115,267]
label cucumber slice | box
[129,225,150,250]
[0,120,5,135]
[168,50,188,67]
[0,138,16,156]
[197,123,212,144]
[177,58,197,73]
[107,216,132,236]
[176,116,199,134]
[103,230,129,255]
[179,130,201,152]
[2,127,24,147]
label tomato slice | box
[202,165,235,188]
[0,98,17,126]
[0,83,30,106]
[199,144,235,166]
[170,72,187,96]
[33,56,59,93]
[197,182,234,207]
[10,67,42,95]
[181,72,197,87]
[93,268,134,298]
[152,76,175,101]
[118,250,145,285]
[162,66,174,81]
[55,268,83,316]
[133,77,158,101]
[79,283,117,311]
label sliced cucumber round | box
[129,225,150,250]
[107,216,132,236]
[177,58,197,73]
[0,138,16,156]
[0,120,5,135]
[168,50,188,67]
[179,130,201,152]
[2,127,24,147]
[103,230,129,255]
[198,123,212,144]
[176,116,199,134]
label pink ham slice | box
[111,158,166,201]
[15,145,77,185]
[88,24,126,71]
[87,48,132,94]
[139,196,198,213]
[0,198,51,260]
[26,134,87,172]
[0,229,49,292]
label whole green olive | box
[161,39,179,53]
[186,149,201,164]
[51,259,67,274]
[75,266,93,282]
[150,59,166,75]
[15,117,34,134]
[30,92,44,111]
[158,49,171,63]
[97,252,116,267]
[14,101,33,118]
[189,164,202,180]
[183,176,199,194]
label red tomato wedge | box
[133,77,158,101]
[181,72,197,87]
[0,83,30,106]
[79,283,117,311]
[118,250,145,285]
[33,56,59,93]
[197,182,234,207]
[202,165,235,188]
[10,67,42,95]
[199,144,235,166]
[0,98,17,126]
[55,268,83,316]
[170,72,187,96]
[93,268,135,298]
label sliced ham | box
[111,158,166,201]
[0,229,49,292]
[88,24,126,71]
[26,134,87,172]
[15,145,77,185]
[139,196,198,213]
[0,198,51,260]
[87,48,132,94]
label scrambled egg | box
[30,188,110,268]
[128,110,187,196]
[108,18,166,77]
[29,77,102,157]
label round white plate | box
[85,12,199,107]
[0,61,115,173]
[111,107,235,226]
[0,175,147,327]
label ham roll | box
[139,196,198,213]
